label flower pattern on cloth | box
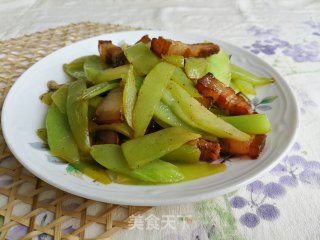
[244,25,320,63]
[230,142,320,230]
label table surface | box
[1,0,320,239]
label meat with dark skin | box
[193,134,266,162]
[196,73,254,115]
[196,139,221,162]
[219,134,266,159]
[151,36,220,58]
[136,35,151,44]
[98,40,128,67]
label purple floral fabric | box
[244,25,320,62]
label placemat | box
[0,22,152,240]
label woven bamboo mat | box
[0,22,152,240]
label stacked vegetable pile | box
[39,35,273,184]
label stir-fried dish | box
[38,35,274,185]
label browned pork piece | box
[95,87,124,124]
[98,40,128,67]
[151,36,220,58]
[137,34,151,44]
[196,73,254,115]
[196,139,221,162]
[220,134,266,159]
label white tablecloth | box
[1,0,320,239]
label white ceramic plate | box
[2,31,299,206]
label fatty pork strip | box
[196,73,254,115]
[137,35,152,44]
[95,87,124,124]
[196,139,221,162]
[195,134,266,161]
[195,73,265,159]
[219,134,266,159]
[151,36,220,58]
[98,40,128,67]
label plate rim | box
[1,30,299,206]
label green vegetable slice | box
[161,89,204,130]
[67,80,90,155]
[124,42,160,75]
[231,64,274,86]
[171,68,201,97]
[94,65,130,83]
[83,55,107,82]
[91,144,132,175]
[185,57,207,79]
[133,160,184,183]
[154,101,193,129]
[133,62,175,137]
[134,75,144,90]
[229,80,240,94]
[162,144,200,163]
[80,81,119,100]
[162,55,184,68]
[121,127,201,169]
[154,101,217,141]
[176,163,226,182]
[51,84,68,113]
[113,162,226,185]
[221,113,271,134]
[91,144,184,183]
[63,56,91,80]
[207,48,231,86]
[232,78,256,95]
[167,81,250,141]
[123,65,137,127]
[72,162,111,184]
[46,104,79,164]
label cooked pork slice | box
[196,73,253,115]
[151,36,220,58]
[98,40,128,67]
[95,87,124,124]
[196,139,221,162]
[219,134,266,159]
[136,34,152,44]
